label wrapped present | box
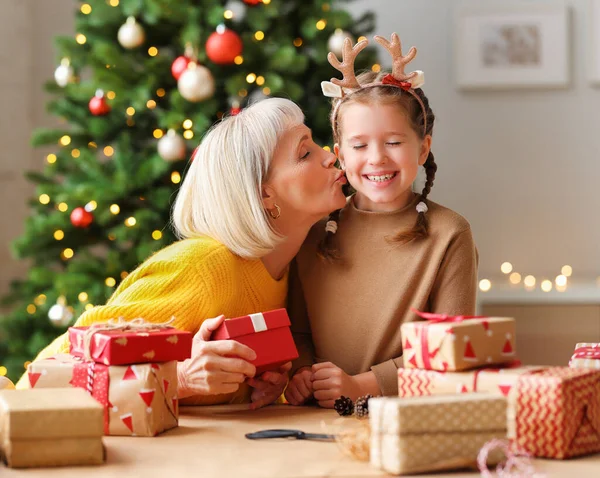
[569,343,600,369]
[26,354,178,437]
[508,367,600,459]
[369,394,507,475]
[211,308,299,374]
[0,388,104,468]
[398,363,545,398]
[401,310,516,372]
[69,317,192,365]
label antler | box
[374,33,417,81]
[327,38,368,89]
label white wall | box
[0,0,598,300]
[349,0,600,284]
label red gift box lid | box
[211,309,290,340]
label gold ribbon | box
[82,317,175,362]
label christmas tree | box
[0,0,377,381]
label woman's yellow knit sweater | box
[16,236,288,404]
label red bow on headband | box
[381,74,413,91]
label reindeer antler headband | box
[322,33,427,135]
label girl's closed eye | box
[351,144,366,150]
[386,141,402,146]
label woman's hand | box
[248,362,292,410]
[284,366,314,406]
[177,315,257,398]
[311,362,362,408]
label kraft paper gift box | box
[0,388,104,468]
[401,311,516,372]
[69,319,192,365]
[26,354,178,437]
[508,367,600,459]
[569,343,600,370]
[369,394,507,475]
[211,308,299,374]
[398,363,545,398]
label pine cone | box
[355,394,372,418]
[334,396,354,416]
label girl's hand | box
[248,362,292,410]
[311,362,361,408]
[177,315,257,398]
[284,367,314,406]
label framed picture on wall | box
[455,2,570,89]
[592,0,600,84]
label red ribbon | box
[411,308,487,323]
[572,346,600,360]
[381,74,413,91]
[410,308,488,369]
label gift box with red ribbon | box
[211,308,299,375]
[569,343,600,370]
[400,309,517,372]
[398,363,545,398]
[508,367,600,459]
[26,354,178,437]
[69,318,192,366]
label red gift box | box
[211,308,299,374]
[69,319,192,366]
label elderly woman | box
[17,98,347,408]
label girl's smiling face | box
[336,101,431,212]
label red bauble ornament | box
[171,55,192,80]
[89,89,111,116]
[243,0,263,4]
[230,106,242,116]
[206,26,243,65]
[70,207,94,228]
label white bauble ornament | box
[328,29,354,57]
[118,17,145,49]
[158,129,186,161]
[0,376,15,390]
[54,58,75,87]
[224,0,247,23]
[177,63,215,102]
[48,300,74,327]
[248,88,270,105]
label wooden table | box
[2,405,599,477]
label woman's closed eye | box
[300,150,310,160]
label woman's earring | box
[268,204,281,219]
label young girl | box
[16,98,348,409]
[285,34,478,408]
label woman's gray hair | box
[172,98,304,258]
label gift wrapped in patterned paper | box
[69,317,192,366]
[398,363,545,398]
[569,343,600,370]
[401,310,516,372]
[26,354,178,437]
[369,394,507,475]
[508,367,600,459]
[0,388,104,468]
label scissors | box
[245,429,335,442]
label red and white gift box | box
[569,343,600,370]
[211,308,299,374]
[26,354,178,437]
[401,310,516,372]
[69,320,192,366]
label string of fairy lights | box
[477,263,593,293]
